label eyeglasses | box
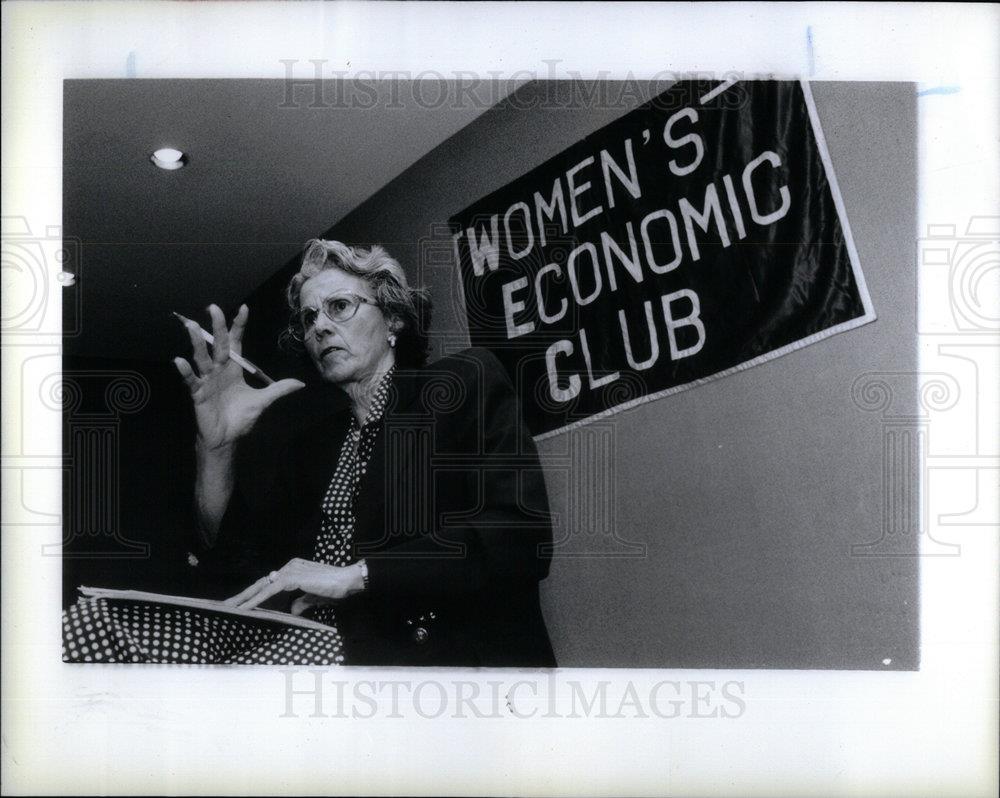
[288,292,378,341]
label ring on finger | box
[267,570,279,584]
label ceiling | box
[63,79,513,361]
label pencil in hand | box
[172,311,275,385]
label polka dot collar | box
[352,365,396,431]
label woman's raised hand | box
[173,304,305,450]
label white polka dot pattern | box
[307,366,394,631]
[62,367,396,665]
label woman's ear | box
[387,315,404,333]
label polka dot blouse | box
[62,366,396,665]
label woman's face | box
[299,268,394,386]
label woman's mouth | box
[320,345,344,359]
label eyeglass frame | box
[287,291,380,341]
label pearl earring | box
[388,334,397,348]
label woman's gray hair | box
[283,239,432,367]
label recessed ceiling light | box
[150,148,186,170]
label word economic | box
[453,106,792,402]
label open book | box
[78,586,335,633]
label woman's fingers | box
[235,580,283,610]
[173,357,199,391]
[223,577,269,607]
[223,561,328,610]
[229,304,248,357]
[182,318,213,374]
[208,304,230,364]
[225,567,298,610]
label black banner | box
[450,80,875,439]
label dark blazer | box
[199,347,556,668]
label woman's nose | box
[312,313,335,338]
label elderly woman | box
[63,239,556,667]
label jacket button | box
[412,626,429,645]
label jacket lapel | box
[290,385,352,558]
[352,365,424,553]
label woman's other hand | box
[224,558,366,610]
[173,303,305,450]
